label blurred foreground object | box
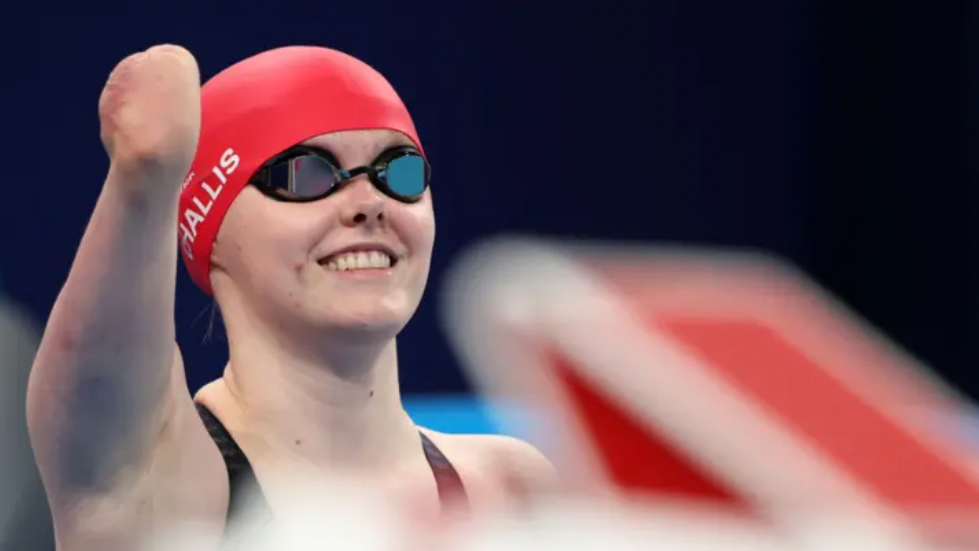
[144,486,951,551]
[440,237,979,548]
[0,289,50,551]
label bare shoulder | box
[419,428,559,491]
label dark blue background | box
[0,0,974,397]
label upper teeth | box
[325,250,393,271]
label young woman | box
[27,44,555,551]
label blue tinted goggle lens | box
[382,155,427,197]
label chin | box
[304,298,414,339]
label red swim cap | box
[178,46,423,295]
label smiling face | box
[209,129,436,342]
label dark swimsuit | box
[195,404,469,525]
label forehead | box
[301,129,416,164]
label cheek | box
[398,202,435,255]
[221,202,328,283]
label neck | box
[210,319,419,473]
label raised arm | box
[26,45,227,550]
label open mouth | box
[318,249,398,272]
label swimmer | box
[27,45,556,551]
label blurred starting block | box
[440,237,979,548]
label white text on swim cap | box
[180,148,240,261]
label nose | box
[338,176,387,229]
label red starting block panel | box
[439,237,979,545]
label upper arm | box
[26,347,229,548]
[26,340,183,496]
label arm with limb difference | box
[25,45,228,551]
